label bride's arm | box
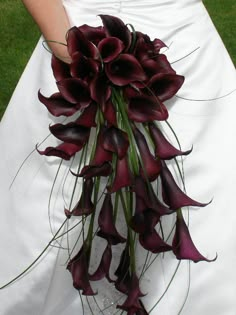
[22,0,71,62]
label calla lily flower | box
[105,54,147,86]
[149,123,192,160]
[129,206,160,234]
[133,127,161,181]
[148,73,185,101]
[37,142,82,160]
[139,229,172,253]
[128,94,168,122]
[38,91,78,117]
[57,78,91,107]
[75,101,97,127]
[102,126,129,159]
[67,245,95,295]
[98,37,125,62]
[89,244,114,282]
[101,99,117,126]
[67,26,98,59]
[78,24,106,45]
[141,55,176,77]
[90,74,111,106]
[51,55,71,81]
[70,52,99,81]
[115,245,131,294]
[99,14,131,50]
[160,161,209,210]
[65,178,94,217]
[97,193,126,245]
[173,211,216,262]
[91,127,113,166]
[49,122,90,145]
[108,155,133,193]
[76,162,112,179]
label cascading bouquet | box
[37,15,214,314]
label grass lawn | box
[0,1,235,118]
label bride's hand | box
[22,0,72,63]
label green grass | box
[0,1,235,118]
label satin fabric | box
[1,1,236,314]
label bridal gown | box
[1,0,236,314]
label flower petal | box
[77,162,112,179]
[139,229,172,253]
[75,102,98,127]
[99,15,131,50]
[91,127,113,166]
[149,123,192,160]
[173,211,216,262]
[70,52,99,80]
[37,142,82,160]
[49,123,90,145]
[98,37,125,62]
[38,91,78,117]
[51,54,71,81]
[141,55,176,77]
[105,54,147,86]
[102,126,129,159]
[148,73,185,101]
[90,74,111,106]
[78,24,105,45]
[101,99,117,126]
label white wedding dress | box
[1,0,236,314]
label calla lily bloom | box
[108,155,133,193]
[97,193,126,245]
[75,101,97,127]
[98,37,125,62]
[67,26,98,59]
[67,245,95,295]
[101,99,117,126]
[76,162,112,179]
[102,126,130,159]
[115,245,131,294]
[160,161,209,210]
[57,78,91,107]
[130,206,160,234]
[149,123,192,160]
[37,142,82,160]
[133,127,161,181]
[99,14,131,50]
[65,178,94,217]
[173,211,216,262]
[49,122,90,145]
[148,73,185,101]
[89,244,114,282]
[141,55,176,77]
[78,24,105,45]
[128,94,168,122]
[90,74,111,106]
[91,127,113,166]
[38,91,78,117]
[139,229,172,253]
[70,52,99,81]
[105,54,147,86]
[51,55,71,81]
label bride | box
[1,0,236,314]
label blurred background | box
[0,0,235,118]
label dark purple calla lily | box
[37,142,82,160]
[49,122,90,146]
[108,155,133,193]
[78,24,106,45]
[65,178,94,217]
[114,244,131,294]
[130,207,160,234]
[51,55,71,81]
[91,127,113,166]
[160,161,209,210]
[173,211,216,262]
[139,229,172,253]
[99,14,131,50]
[90,74,111,106]
[105,54,147,86]
[57,78,91,107]
[76,162,112,179]
[97,193,126,245]
[67,26,98,59]
[38,91,78,117]
[149,123,192,160]
[133,127,161,181]
[102,126,129,159]
[98,37,125,62]
[147,185,174,216]
[67,245,95,295]
[101,99,117,126]
[148,73,185,101]
[70,52,99,80]
[89,244,114,282]
[141,55,176,77]
[128,94,168,122]
[75,101,97,127]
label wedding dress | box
[1,0,236,314]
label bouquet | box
[37,15,214,314]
